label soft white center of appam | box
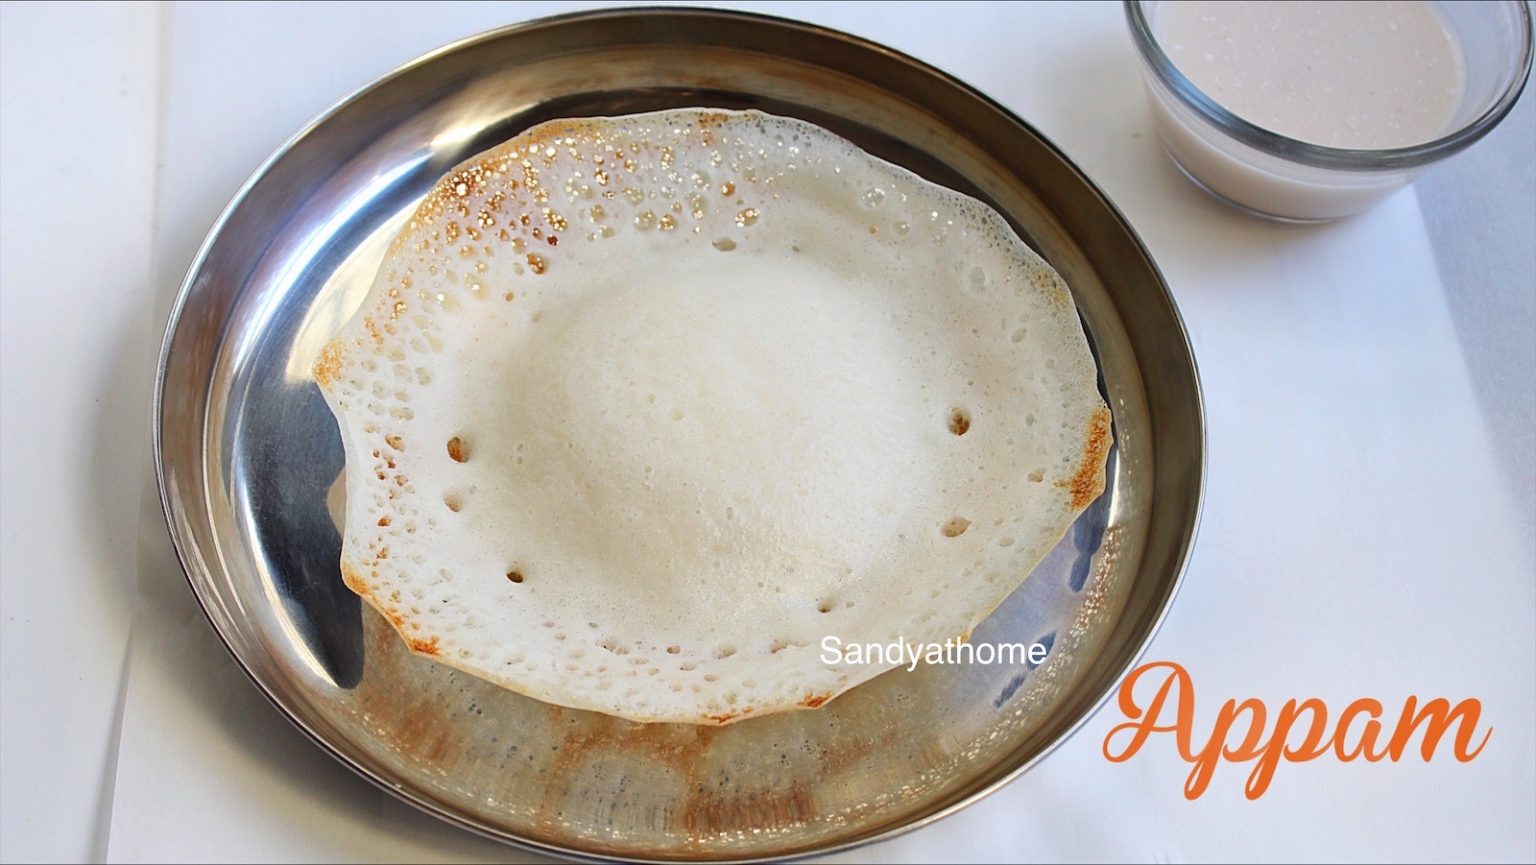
[461,250,929,636]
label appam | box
[317,108,1111,725]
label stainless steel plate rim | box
[153,7,1205,863]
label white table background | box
[2,2,1532,862]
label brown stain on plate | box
[681,785,815,835]
[348,613,463,770]
[334,605,918,857]
[520,681,904,848]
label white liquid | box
[1157,0,1465,149]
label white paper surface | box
[0,3,161,861]
[0,2,1530,862]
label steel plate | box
[154,8,1203,862]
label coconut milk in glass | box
[1146,0,1468,219]
[1159,1,1464,148]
